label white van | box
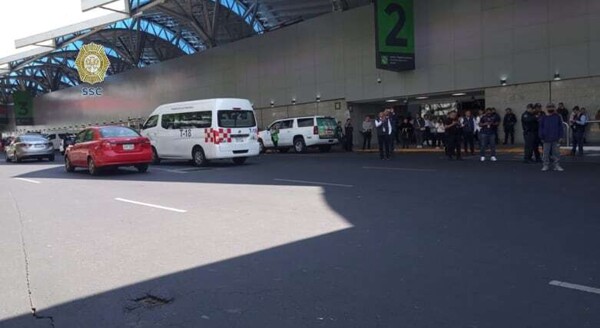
[141,98,260,166]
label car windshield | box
[217,110,256,128]
[99,127,140,138]
[19,135,48,143]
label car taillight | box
[313,126,318,135]
[141,139,151,147]
[101,141,114,150]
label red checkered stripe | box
[204,128,232,144]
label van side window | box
[180,111,212,129]
[280,120,293,129]
[162,114,176,129]
[143,115,159,130]
[297,118,313,127]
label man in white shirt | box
[375,111,394,160]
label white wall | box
[31,0,600,128]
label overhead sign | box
[13,91,34,125]
[75,43,110,85]
[375,0,415,71]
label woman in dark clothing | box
[344,119,354,151]
[398,118,413,149]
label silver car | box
[4,134,55,162]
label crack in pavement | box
[8,191,56,328]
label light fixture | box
[452,92,467,96]
[500,78,507,86]
[553,73,561,81]
[377,78,382,84]
[415,96,429,100]
[385,99,398,103]
[291,98,296,105]
[316,95,321,102]
[270,100,274,107]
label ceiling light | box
[415,96,428,100]
[452,93,467,96]
[385,99,398,103]
[553,73,561,81]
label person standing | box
[539,103,564,171]
[413,114,426,148]
[361,116,373,150]
[270,123,280,148]
[522,104,541,163]
[502,108,517,145]
[388,108,399,150]
[557,102,569,123]
[435,118,445,148]
[479,108,498,162]
[375,111,393,160]
[570,107,588,156]
[460,110,476,155]
[344,119,354,152]
[444,111,462,160]
[335,121,344,148]
[399,118,413,149]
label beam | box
[82,0,121,12]
[15,12,130,49]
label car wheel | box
[136,164,149,173]
[192,146,208,167]
[49,155,55,162]
[259,140,265,154]
[65,156,75,172]
[232,157,247,165]
[152,147,161,165]
[88,158,99,176]
[293,137,306,153]
[319,145,332,153]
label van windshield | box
[217,110,256,128]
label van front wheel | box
[192,147,208,167]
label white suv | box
[258,116,338,153]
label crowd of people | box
[347,103,594,171]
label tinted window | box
[161,111,212,130]
[280,120,293,129]
[142,115,159,130]
[99,127,140,138]
[297,118,314,128]
[217,110,256,128]
[85,130,96,141]
[75,130,87,143]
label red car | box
[65,126,153,175]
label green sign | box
[375,0,415,71]
[13,91,34,125]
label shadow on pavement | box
[1,153,600,327]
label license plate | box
[235,137,244,143]
[123,144,134,151]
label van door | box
[175,110,212,158]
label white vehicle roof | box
[150,98,253,116]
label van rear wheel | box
[293,137,306,153]
[192,147,208,167]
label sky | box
[0,0,126,61]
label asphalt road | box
[0,151,599,327]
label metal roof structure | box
[0,0,371,104]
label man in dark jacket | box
[502,108,517,145]
[375,111,393,160]
[522,104,541,163]
[539,103,564,172]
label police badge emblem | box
[75,43,110,85]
